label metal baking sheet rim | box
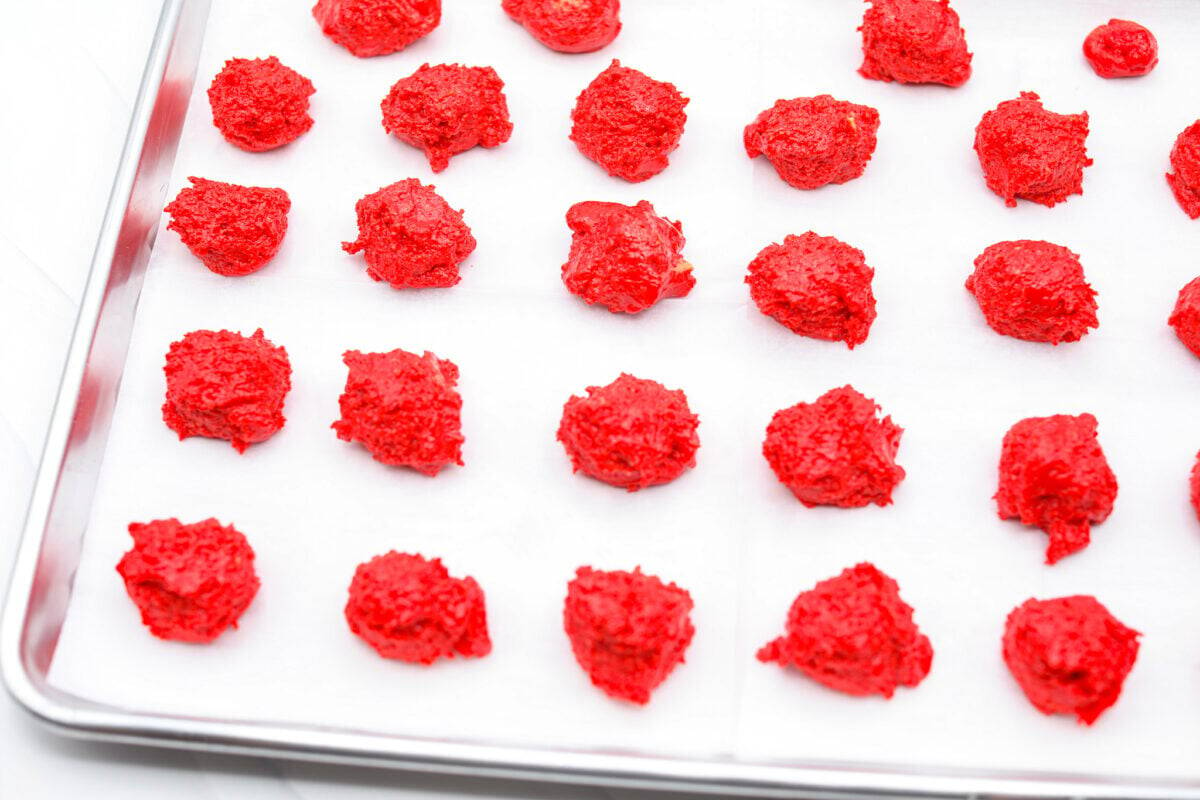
[1,1,1196,797]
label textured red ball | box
[966,240,1097,344]
[974,92,1091,207]
[758,563,932,698]
[744,95,880,190]
[312,0,440,58]
[117,518,259,643]
[382,63,513,173]
[1083,19,1158,78]
[1003,596,1139,725]
[342,179,476,289]
[858,0,972,87]
[162,329,291,453]
[164,177,290,277]
[503,0,620,53]
[561,200,693,314]
[570,60,688,183]
[1168,276,1200,357]
[346,552,491,664]
[564,566,694,704]
[996,414,1117,564]
[1191,452,1200,524]
[1166,122,1200,219]
[557,373,699,491]
[763,385,904,508]
[746,232,877,348]
[207,57,314,152]
[332,348,464,475]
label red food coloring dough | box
[1190,452,1200,523]
[763,385,904,508]
[557,373,700,491]
[758,563,932,698]
[164,177,290,277]
[996,414,1117,565]
[744,95,880,190]
[974,92,1092,208]
[745,232,877,348]
[1168,276,1200,357]
[332,348,464,475]
[312,0,440,57]
[966,240,1098,344]
[162,329,291,453]
[345,552,490,664]
[1166,122,1200,219]
[382,63,513,172]
[342,179,476,289]
[570,60,688,182]
[207,57,314,152]
[116,518,259,643]
[564,566,694,704]
[858,0,972,87]
[1003,596,1139,725]
[561,200,693,314]
[1083,19,1158,79]
[503,0,620,53]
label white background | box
[6,0,1200,796]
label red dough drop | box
[332,348,464,475]
[744,95,880,190]
[346,552,490,663]
[1166,122,1200,219]
[117,518,259,643]
[503,0,620,53]
[312,0,440,57]
[966,240,1098,344]
[557,373,700,491]
[1168,276,1200,357]
[382,63,513,172]
[561,200,693,314]
[342,179,476,289]
[207,57,314,152]
[858,0,972,87]
[763,385,904,508]
[1191,452,1200,523]
[996,414,1117,564]
[1083,19,1158,78]
[570,60,688,183]
[745,232,877,348]
[758,563,932,698]
[974,92,1092,207]
[1003,596,1139,725]
[165,177,290,277]
[564,566,694,704]
[162,329,291,453]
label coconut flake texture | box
[165,177,290,277]
[858,0,972,87]
[744,95,880,190]
[502,0,620,53]
[312,0,441,58]
[207,56,314,152]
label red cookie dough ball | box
[342,179,476,289]
[164,177,290,277]
[1166,122,1200,219]
[1168,276,1200,357]
[966,240,1098,344]
[763,385,904,508]
[503,0,620,53]
[312,0,440,57]
[382,63,513,173]
[996,414,1117,564]
[745,232,877,348]
[858,0,972,87]
[162,329,291,453]
[1191,452,1200,523]
[744,95,880,190]
[1003,596,1139,725]
[758,563,932,698]
[974,92,1092,208]
[346,551,490,663]
[332,348,464,475]
[561,200,693,314]
[570,60,688,183]
[117,518,259,643]
[564,566,694,704]
[207,57,315,152]
[1083,19,1158,78]
[557,373,700,491]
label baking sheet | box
[47,0,1200,782]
